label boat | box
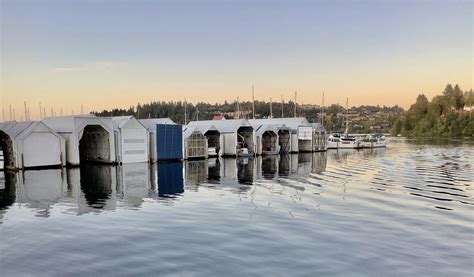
[326,98,361,150]
[361,133,387,148]
[237,147,253,157]
[327,133,361,149]
[207,147,218,157]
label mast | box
[237,96,240,119]
[270,98,273,118]
[281,94,284,118]
[9,105,12,121]
[24,101,27,121]
[345,97,349,135]
[184,99,187,125]
[294,91,297,118]
[252,85,255,119]
[320,91,325,125]
[39,102,42,119]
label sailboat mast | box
[345,97,349,135]
[252,85,255,119]
[294,91,297,118]
[321,91,325,124]
[184,99,187,125]
[270,98,273,118]
[281,94,284,118]
[237,96,240,119]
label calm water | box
[0,138,473,276]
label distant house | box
[212,115,226,121]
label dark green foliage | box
[391,84,473,137]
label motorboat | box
[237,147,253,157]
[361,134,387,148]
[327,133,360,149]
[207,147,218,157]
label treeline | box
[391,84,473,137]
[94,100,403,133]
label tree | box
[408,94,429,118]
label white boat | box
[327,133,361,149]
[238,147,253,157]
[207,147,218,157]
[361,134,387,148]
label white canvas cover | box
[0,121,66,169]
[42,115,116,165]
[113,116,149,164]
[249,117,310,131]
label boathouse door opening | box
[261,130,278,155]
[79,125,111,163]
[278,129,291,154]
[237,126,254,156]
[0,131,14,170]
[205,130,221,157]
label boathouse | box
[183,126,208,160]
[310,123,327,152]
[249,118,310,153]
[42,115,116,166]
[112,116,149,164]
[187,119,255,157]
[252,124,279,155]
[0,121,66,170]
[139,118,176,163]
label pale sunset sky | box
[1,0,472,120]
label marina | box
[0,138,472,276]
[0,114,390,171]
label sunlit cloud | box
[51,62,129,73]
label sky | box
[1,0,473,120]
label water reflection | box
[237,157,255,184]
[16,169,66,217]
[117,163,150,208]
[185,160,208,186]
[157,162,184,197]
[0,171,16,221]
[260,156,278,179]
[80,164,114,209]
[1,140,470,220]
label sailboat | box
[327,98,361,149]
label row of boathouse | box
[0,115,327,171]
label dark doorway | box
[79,125,111,163]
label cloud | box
[52,62,128,73]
